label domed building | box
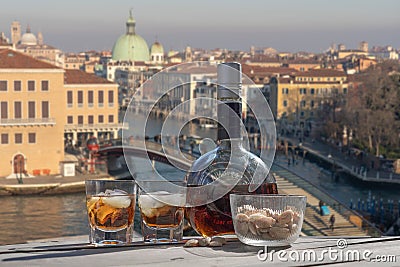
[150,41,164,64]
[20,25,37,45]
[10,22,64,67]
[112,11,150,62]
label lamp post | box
[328,153,335,179]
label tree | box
[345,61,400,157]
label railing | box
[282,136,400,184]
[64,123,128,130]
[0,118,56,126]
[272,163,383,237]
[99,138,198,162]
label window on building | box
[98,91,104,107]
[0,81,7,91]
[88,115,94,124]
[67,91,73,107]
[1,133,8,144]
[41,80,49,91]
[283,100,288,107]
[88,91,94,107]
[15,133,22,144]
[300,111,305,117]
[300,88,307,94]
[301,100,306,107]
[42,101,49,118]
[108,91,114,107]
[77,91,83,107]
[310,88,315,95]
[310,100,315,108]
[28,80,35,91]
[98,115,104,123]
[28,101,35,119]
[108,115,114,123]
[310,111,314,117]
[343,88,348,94]
[28,133,36,144]
[1,102,7,119]
[78,115,83,125]
[14,81,21,91]
[67,116,73,124]
[14,101,22,119]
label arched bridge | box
[97,139,197,178]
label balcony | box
[64,122,128,132]
[0,118,56,126]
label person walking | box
[329,214,336,231]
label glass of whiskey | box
[85,179,137,246]
[138,180,185,243]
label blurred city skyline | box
[1,0,399,53]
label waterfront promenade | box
[0,173,110,196]
[280,136,400,184]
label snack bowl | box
[230,194,306,247]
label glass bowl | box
[230,194,306,247]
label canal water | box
[1,113,399,245]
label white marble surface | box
[0,235,399,266]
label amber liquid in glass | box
[140,205,184,229]
[86,195,135,231]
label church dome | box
[112,11,149,62]
[20,25,37,45]
[151,41,164,54]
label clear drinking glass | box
[138,180,185,243]
[85,179,136,246]
[230,194,306,247]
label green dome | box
[112,11,150,62]
[151,41,164,54]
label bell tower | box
[11,21,21,45]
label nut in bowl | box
[230,194,306,247]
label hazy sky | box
[1,0,399,53]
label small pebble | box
[198,237,211,247]
[184,239,199,247]
[211,236,227,245]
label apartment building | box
[64,69,120,145]
[269,69,348,135]
[0,49,122,177]
[0,49,65,177]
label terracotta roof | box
[64,69,114,84]
[242,64,297,75]
[285,59,321,65]
[0,49,60,69]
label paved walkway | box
[273,169,367,237]
[281,136,400,184]
[0,173,110,195]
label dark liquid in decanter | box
[187,183,278,237]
